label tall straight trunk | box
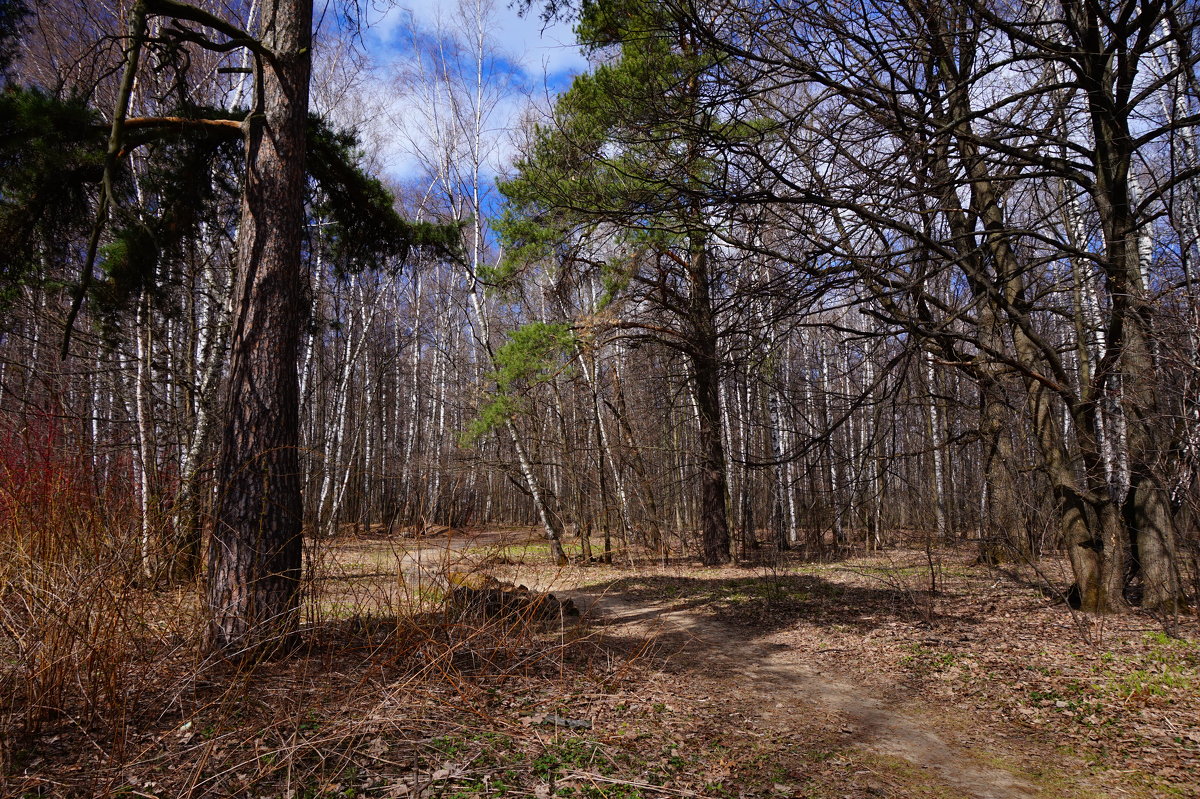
[401,271,422,523]
[733,367,753,554]
[174,244,233,580]
[818,343,844,546]
[693,348,731,565]
[134,292,157,579]
[782,340,800,542]
[90,353,106,493]
[207,0,313,654]
[923,352,948,541]
[320,277,382,535]
[746,262,783,551]
[362,350,379,530]
[869,367,887,547]
[1066,195,1121,499]
[764,369,790,551]
[609,363,665,552]
[1160,18,1200,511]
[578,351,635,552]
[430,327,448,518]
[687,244,731,565]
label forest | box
[1,0,1199,796]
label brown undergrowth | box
[4,517,1199,798]
[0,516,627,798]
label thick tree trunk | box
[207,0,312,655]
[693,349,731,565]
[928,69,1123,606]
[973,167,1117,605]
[686,241,731,566]
[1081,22,1185,612]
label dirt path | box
[370,532,1195,797]
[562,587,1039,799]
[389,533,1067,797]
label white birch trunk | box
[134,293,156,578]
[819,342,844,545]
[924,351,948,540]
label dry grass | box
[0,491,634,798]
[0,424,617,797]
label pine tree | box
[498,0,741,564]
[0,0,456,654]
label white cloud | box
[366,0,585,79]
[354,0,585,184]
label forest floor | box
[539,554,1200,799]
[3,529,1199,798]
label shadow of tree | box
[555,572,983,677]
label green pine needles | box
[307,118,462,273]
[463,322,576,443]
[0,83,459,323]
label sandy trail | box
[392,532,1037,797]
[563,588,1038,799]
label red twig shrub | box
[0,409,159,756]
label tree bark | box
[683,237,731,566]
[1073,1,1185,613]
[206,0,312,655]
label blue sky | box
[364,0,585,83]
[350,0,587,183]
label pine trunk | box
[206,0,312,655]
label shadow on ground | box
[553,572,981,682]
